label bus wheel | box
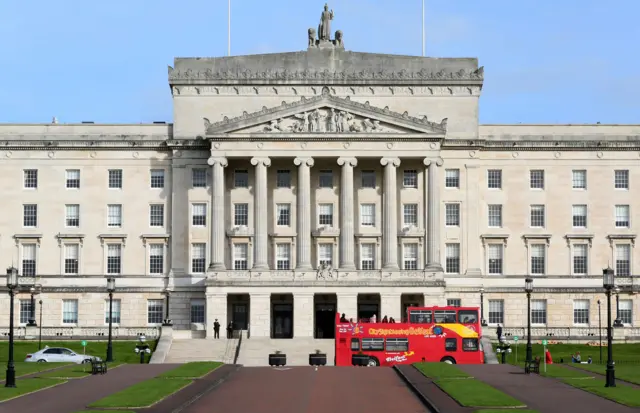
[367,357,379,367]
[440,357,456,364]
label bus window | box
[458,310,478,324]
[462,338,479,351]
[350,338,360,351]
[361,338,384,351]
[434,310,457,323]
[409,310,432,323]
[445,338,457,352]
[386,338,409,352]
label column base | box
[382,265,400,271]
[295,265,314,272]
[338,264,356,270]
[425,263,444,273]
[464,268,483,276]
[252,265,269,271]
[208,262,226,271]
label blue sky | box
[0,0,638,124]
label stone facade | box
[1,20,639,340]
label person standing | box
[496,324,503,343]
[213,319,220,339]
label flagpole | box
[228,0,231,56]
[422,0,425,56]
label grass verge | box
[0,340,157,364]
[88,378,192,408]
[0,378,65,401]
[158,362,222,379]
[5,362,72,379]
[494,342,640,366]
[38,362,124,379]
[414,363,525,408]
[571,363,640,385]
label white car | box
[25,347,98,364]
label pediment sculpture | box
[263,109,388,133]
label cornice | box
[444,138,640,151]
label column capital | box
[380,157,401,167]
[337,157,358,167]
[423,157,444,167]
[250,157,271,167]
[294,157,315,167]
[207,156,228,167]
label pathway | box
[458,364,637,413]
[0,363,179,413]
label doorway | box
[357,293,381,321]
[271,294,294,339]
[314,294,337,339]
[232,303,248,330]
[401,294,425,323]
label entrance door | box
[272,304,293,338]
[232,303,248,330]
[358,304,379,321]
[315,303,336,339]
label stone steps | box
[164,338,237,363]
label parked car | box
[25,347,98,364]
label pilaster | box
[293,293,314,337]
[337,293,358,322]
[251,157,271,270]
[381,157,400,270]
[169,162,187,276]
[294,157,314,270]
[464,165,482,275]
[205,292,227,339]
[338,157,357,270]
[380,293,402,321]
[249,293,271,338]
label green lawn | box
[414,363,525,408]
[88,378,192,408]
[0,340,157,364]
[37,362,124,379]
[571,363,640,385]
[540,364,597,379]
[158,362,222,379]
[0,378,65,401]
[495,342,640,365]
[4,362,72,378]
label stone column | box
[294,157,314,270]
[207,156,228,270]
[424,158,444,272]
[205,290,227,339]
[380,157,401,270]
[169,162,187,276]
[249,293,271,338]
[337,157,357,270]
[250,157,271,270]
[337,293,358,322]
[293,293,314,338]
[380,293,402,321]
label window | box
[445,338,457,352]
[62,300,79,324]
[319,170,333,188]
[147,300,164,324]
[445,243,460,274]
[360,244,375,270]
[23,204,37,227]
[488,300,504,324]
[572,244,588,275]
[106,244,122,275]
[530,244,546,275]
[24,169,38,189]
[234,203,249,226]
[19,300,32,324]
[403,243,418,270]
[234,169,248,188]
[619,300,633,325]
[462,338,479,352]
[65,204,80,227]
[192,168,207,187]
[318,204,333,226]
[361,338,384,351]
[409,310,432,323]
[530,205,545,228]
[572,205,587,228]
[615,205,630,228]
[65,169,80,189]
[107,204,122,227]
[105,299,121,324]
[191,243,206,273]
[447,299,461,307]
[150,169,165,188]
[616,244,631,276]
[276,204,290,226]
[276,243,291,270]
[149,204,165,227]
[403,170,417,187]
[445,169,460,188]
[530,170,544,189]
[318,243,333,266]
[487,169,502,189]
[191,299,206,323]
[192,203,207,226]
[108,169,122,189]
[615,170,629,190]
[531,300,547,325]
[573,300,590,325]
[435,310,456,323]
[276,170,291,188]
[386,338,409,352]
[403,204,418,226]
[487,244,503,275]
[64,244,79,275]
[149,244,164,274]
[21,244,36,276]
[233,243,248,270]
[488,204,502,228]
[361,170,376,188]
[572,170,586,189]
[445,203,460,226]
[360,204,375,227]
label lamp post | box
[106,277,115,363]
[479,287,487,326]
[5,267,18,388]
[597,299,602,363]
[613,287,623,327]
[27,287,37,326]
[162,289,173,326]
[603,267,616,387]
[38,299,43,350]
[525,277,533,369]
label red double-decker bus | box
[335,306,484,366]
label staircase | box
[237,337,335,367]
[164,337,239,363]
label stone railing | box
[208,269,444,283]
[484,326,639,341]
[0,326,160,340]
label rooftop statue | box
[318,3,334,41]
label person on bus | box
[340,313,347,323]
[381,315,388,323]
[371,314,377,323]
[389,317,396,323]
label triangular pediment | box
[204,88,447,135]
